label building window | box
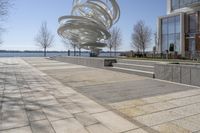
[161,15,180,53]
[172,0,180,10]
[171,0,200,11]
[188,13,197,33]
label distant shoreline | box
[0,50,124,53]
[0,51,121,57]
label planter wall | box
[52,56,117,69]
[155,63,200,87]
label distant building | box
[157,0,200,57]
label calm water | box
[0,52,121,57]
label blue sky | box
[1,0,166,51]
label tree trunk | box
[74,46,76,56]
[79,48,81,56]
[142,48,145,57]
[114,47,117,57]
[110,48,112,57]
[44,47,46,57]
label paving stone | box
[137,102,177,113]
[134,110,184,126]
[119,107,146,117]
[171,103,200,117]
[0,126,32,133]
[159,89,200,100]
[30,120,55,133]
[125,128,148,133]
[22,96,36,102]
[37,99,59,107]
[3,93,21,99]
[92,111,137,132]
[141,96,162,104]
[57,98,72,106]
[51,118,88,133]
[185,114,200,126]
[0,110,29,130]
[27,109,46,122]
[109,99,146,110]
[53,92,69,99]
[63,102,84,114]
[74,112,98,126]
[24,102,41,111]
[43,105,73,121]
[73,98,108,114]
[168,95,200,106]
[172,118,200,132]
[152,123,190,133]
[0,91,3,97]
[86,123,113,133]
[2,101,24,111]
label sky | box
[1,0,166,51]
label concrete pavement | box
[1,57,200,132]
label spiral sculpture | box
[57,0,120,53]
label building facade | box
[157,0,200,57]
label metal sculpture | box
[57,0,120,54]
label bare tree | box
[107,26,122,57]
[0,31,3,44]
[77,44,82,56]
[0,0,10,44]
[35,22,54,57]
[62,39,77,56]
[0,0,10,21]
[131,20,152,55]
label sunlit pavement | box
[0,57,200,133]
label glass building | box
[157,0,200,57]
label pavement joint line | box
[46,116,75,123]
[89,110,111,115]
[82,121,101,128]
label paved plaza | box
[1,58,200,133]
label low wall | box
[155,63,200,87]
[52,56,117,69]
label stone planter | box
[52,56,117,69]
[155,62,200,87]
